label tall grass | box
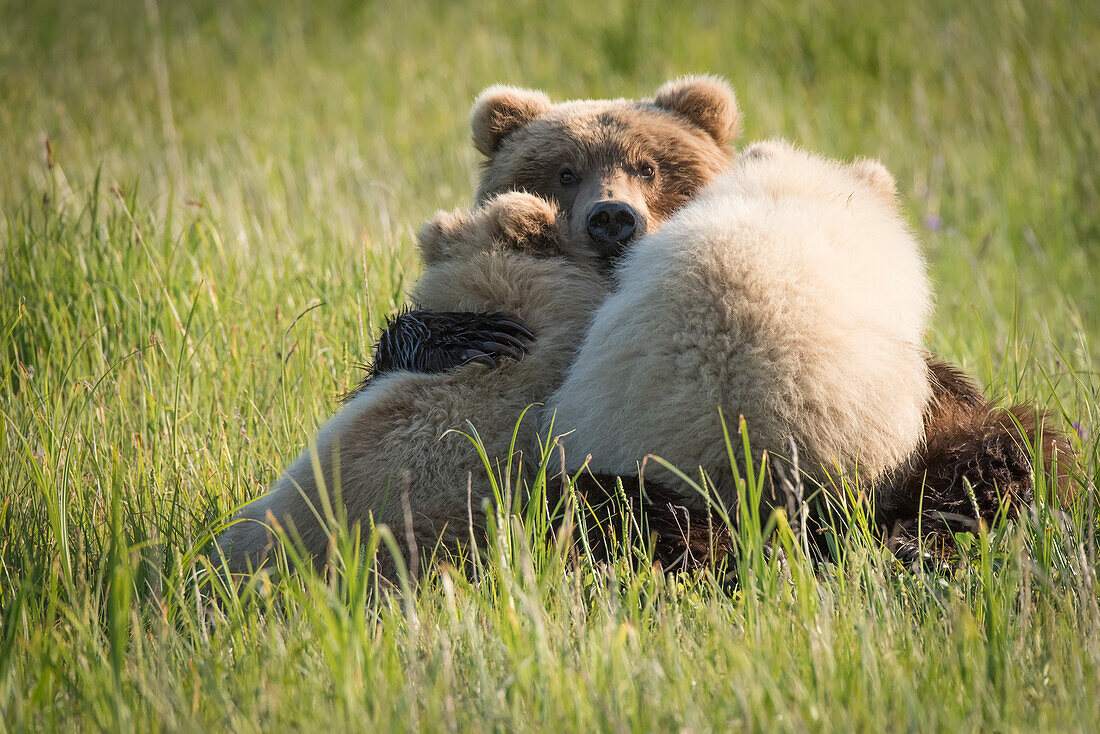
[1,0,1098,729]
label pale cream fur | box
[218,193,607,575]
[547,141,933,502]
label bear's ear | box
[654,75,741,146]
[740,139,793,162]
[470,85,553,157]
[849,157,898,208]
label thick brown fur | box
[878,358,1075,542]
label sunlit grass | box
[1,0,1097,729]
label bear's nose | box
[586,201,639,256]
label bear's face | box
[470,76,739,261]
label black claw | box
[460,349,496,368]
[490,330,531,353]
[474,340,523,361]
[491,316,536,341]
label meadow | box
[1,0,1098,730]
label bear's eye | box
[638,162,655,179]
[559,168,577,186]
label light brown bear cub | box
[217,77,740,575]
[220,193,604,576]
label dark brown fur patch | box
[877,358,1075,538]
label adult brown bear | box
[374,106,1073,566]
[217,77,743,575]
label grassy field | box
[2,0,1099,730]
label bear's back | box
[547,143,932,500]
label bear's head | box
[470,75,739,261]
[731,139,900,213]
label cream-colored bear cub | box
[548,140,933,502]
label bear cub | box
[548,139,934,505]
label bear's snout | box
[586,201,642,257]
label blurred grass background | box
[0,0,1098,730]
